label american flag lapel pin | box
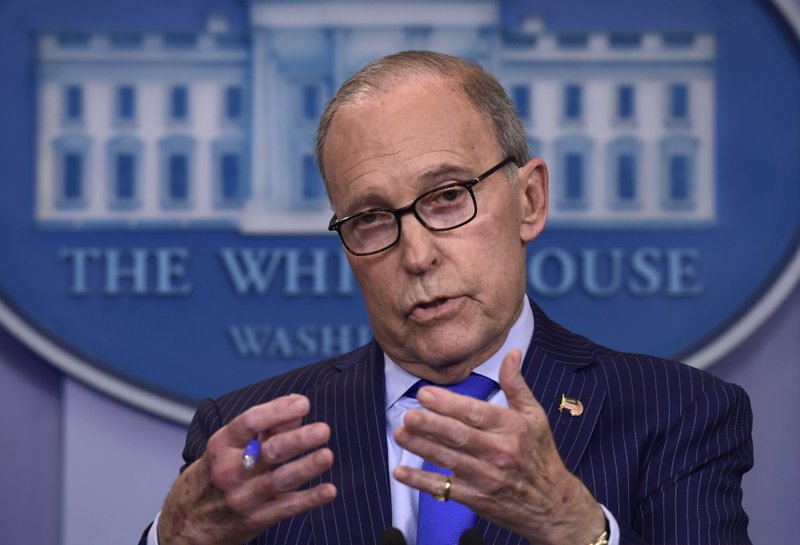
[558,393,584,416]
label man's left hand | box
[393,350,606,545]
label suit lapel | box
[475,300,607,544]
[526,350,605,473]
[524,300,606,471]
[308,342,392,545]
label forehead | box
[323,76,500,210]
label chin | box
[381,316,500,367]
[410,332,486,368]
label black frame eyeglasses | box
[328,157,517,256]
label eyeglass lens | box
[340,184,476,255]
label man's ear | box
[516,157,548,243]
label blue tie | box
[406,374,497,545]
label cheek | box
[465,206,521,259]
[463,213,526,289]
[348,259,397,312]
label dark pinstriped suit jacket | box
[146,299,752,545]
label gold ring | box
[432,476,451,502]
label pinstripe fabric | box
[143,299,752,545]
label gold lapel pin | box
[558,394,584,416]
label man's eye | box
[427,186,467,208]
[434,187,467,205]
[353,213,391,229]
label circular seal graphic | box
[0,0,798,423]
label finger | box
[227,447,335,512]
[393,421,490,481]
[397,408,502,464]
[393,465,469,505]
[394,420,459,470]
[226,395,311,446]
[415,386,506,431]
[269,416,304,435]
[249,483,337,530]
[253,417,305,463]
[265,447,335,493]
[498,349,541,414]
[262,422,331,464]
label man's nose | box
[397,214,438,274]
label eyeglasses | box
[328,157,516,256]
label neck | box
[395,359,480,385]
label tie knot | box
[406,373,496,401]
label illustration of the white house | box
[35,1,716,233]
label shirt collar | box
[383,298,535,410]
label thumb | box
[498,349,540,414]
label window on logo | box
[512,85,530,121]
[170,86,189,121]
[63,153,83,201]
[65,85,83,122]
[168,154,189,202]
[557,33,588,49]
[116,153,136,202]
[607,137,641,207]
[221,153,241,201]
[565,153,584,202]
[159,135,194,208]
[117,86,136,121]
[668,83,690,121]
[609,32,642,49]
[57,32,90,48]
[663,32,695,48]
[669,155,691,202]
[212,138,247,207]
[502,30,537,48]
[617,154,636,201]
[564,85,582,121]
[54,134,89,208]
[108,136,141,208]
[110,32,143,49]
[555,135,592,209]
[617,85,635,121]
[225,86,242,121]
[659,135,697,210]
[164,33,196,49]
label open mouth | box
[408,296,461,322]
[417,298,448,310]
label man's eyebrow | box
[344,191,388,214]
[338,163,477,217]
[417,163,476,182]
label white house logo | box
[1,0,798,422]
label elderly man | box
[142,51,752,545]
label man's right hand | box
[157,394,337,545]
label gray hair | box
[314,50,530,194]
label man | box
[142,51,752,545]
